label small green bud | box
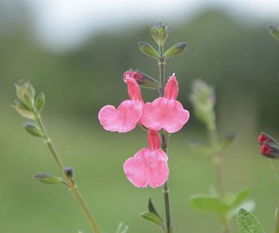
[268,25,279,40]
[35,92,45,113]
[35,173,64,184]
[190,80,216,129]
[64,167,74,178]
[164,42,188,58]
[137,42,159,59]
[14,80,36,110]
[23,121,44,137]
[150,22,168,46]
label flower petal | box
[123,148,169,188]
[141,97,190,133]
[98,100,143,133]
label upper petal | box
[98,100,143,133]
[141,98,190,133]
[164,75,179,100]
[123,148,169,188]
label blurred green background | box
[1,1,279,233]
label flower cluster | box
[98,71,190,188]
[257,132,279,158]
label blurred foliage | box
[1,5,279,131]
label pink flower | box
[123,130,169,188]
[141,74,190,133]
[98,77,143,133]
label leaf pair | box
[141,198,165,228]
[190,189,253,218]
[138,42,188,59]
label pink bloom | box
[123,130,169,188]
[141,74,190,133]
[98,77,143,133]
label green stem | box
[158,45,172,233]
[208,126,229,233]
[36,115,101,233]
[275,205,279,233]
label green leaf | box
[268,25,279,40]
[190,195,229,214]
[35,92,45,113]
[23,122,44,137]
[230,190,251,210]
[12,102,35,119]
[35,173,64,184]
[164,42,188,58]
[141,198,164,226]
[141,212,163,226]
[187,140,212,156]
[237,208,265,233]
[137,42,159,58]
[218,132,236,151]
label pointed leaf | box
[141,212,164,226]
[164,42,188,58]
[24,122,44,137]
[237,209,265,233]
[218,132,236,151]
[230,190,251,210]
[35,173,64,184]
[148,198,161,216]
[268,25,279,40]
[137,42,159,58]
[12,102,35,119]
[190,195,229,214]
[35,92,45,113]
[141,198,164,227]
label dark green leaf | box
[141,198,164,226]
[24,122,43,137]
[137,42,159,58]
[237,209,265,233]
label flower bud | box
[15,80,35,110]
[257,132,277,145]
[150,22,168,46]
[64,167,74,178]
[123,70,160,89]
[259,143,279,159]
[190,80,216,129]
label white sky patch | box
[26,0,279,50]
